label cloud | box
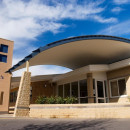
[91,15,117,23]
[12,65,72,77]
[98,20,130,36]
[0,0,118,75]
[0,0,117,42]
[113,0,130,4]
[111,7,123,13]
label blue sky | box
[0,0,130,76]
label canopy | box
[7,35,130,73]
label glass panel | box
[93,79,96,96]
[80,98,88,103]
[110,80,119,96]
[104,81,108,97]
[0,44,8,53]
[64,83,70,97]
[71,82,78,97]
[0,54,7,63]
[14,91,17,102]
[118,79,126,95]
[10,92,13,102]
[97,81,104,97]
[79,79,87,97]
[58,85,63,97]
[98,99,104,103]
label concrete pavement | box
[0,118,130,130]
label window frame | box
[57,79,88,103]
[109,77,127,98]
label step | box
[9,110,14,114]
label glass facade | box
[58,79,88,103]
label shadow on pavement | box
[18,119,112,130]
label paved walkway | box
[0,117,130,130]
[0,114,13,118]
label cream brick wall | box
[30,103,130,118]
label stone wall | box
[30,103,130,118]
[14,71,31,117]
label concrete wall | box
[0,38,14,113]
[30,103,130,118]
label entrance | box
[96,80,106,103]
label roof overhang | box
[7,35,130,73]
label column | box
[87,73,94,103]
[14,61,31,117]
[126,76,130,98]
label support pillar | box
[126,76,130,98]
[87,73,94,103]
[14,61,31,117]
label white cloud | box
[111,7,123,13]
[0,0,117,42]
[0,0,118,75]
[91,15,117,23]
[113,0,130,4]
[12,65,72,77]
[98,20,130,36]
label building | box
[0,38,14,114]
[1,35,130,117]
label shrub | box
[35,96,78,104]
[35,96,46,104]
[46,96,56,104]
[55,96,65,104]
[64,97,78,104]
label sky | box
[0,0,130,76]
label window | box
[64,83,70,97]
[110,78,126,97]
[71,82,78,97]
[57,79,88,103]
[79,79,87,97]
[10,91,17,103]
[0,92,4,105]
[0,54,7,63]
[0,44,8,53]
[58,85,63,97]
[118,79,126,95]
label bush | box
[46,96,56,104]
[64,97,78,104]
[55,96,65,104]
[35,96,46,104]
[35,96,78,104]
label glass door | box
[96,81,106,103]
